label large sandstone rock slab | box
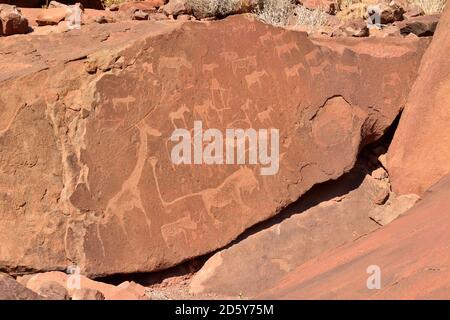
[387,6,450,196]
[189,164,418,297]
[0,16,429,276]
[18,271,148,299]
[260,174,450,299]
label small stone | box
[133,9,149,20]
[81,109,90,119]
[94,15,109,24]
[35,8,67,26]
[48,1,68,9]
[177,14,192,21]
[163,0,190,17]
[84,60,98,74]
[397,14,439,37]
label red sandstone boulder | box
[387,6,450,195]
[0,4,29,36]
[35,7,67,25]
[0,16,430,276]
[118,1,165,14]
[396,14,440,36]
[260,174,450,299]
[378,3,405,24]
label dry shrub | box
[102,0,126,7]
[409,0,447,14]
[256,0,328,27]
[186,0,242,18]
[292,5,328,26]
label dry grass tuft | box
[102,0,126,7]
[409,0,447,14]
[255,0,293,26]
[187,0,242,18]
[255,0,328,27]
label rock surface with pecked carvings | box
[0,16,430,277]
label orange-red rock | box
[163,0,190,16]
[35,7,66,25]
[0,16,429,276]
[396,14,440,36]
[387,6,450,195]
[118,1,165,14]
[301,0,338,15]
[260,174,450,299]
[0,4,29,36]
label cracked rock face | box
[0,16,429,276]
